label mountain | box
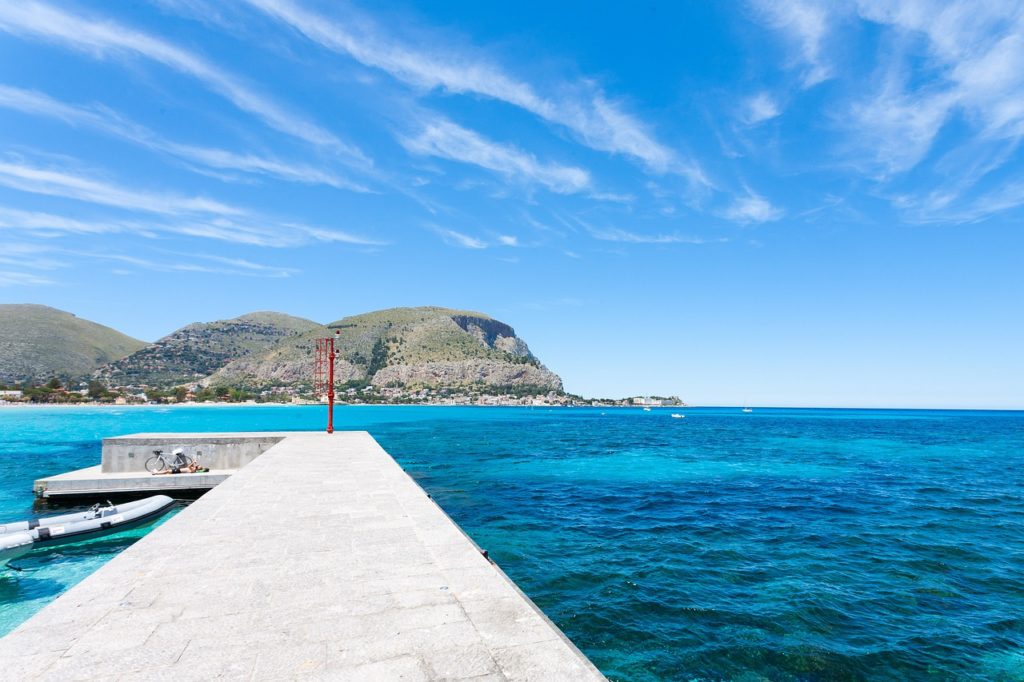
[95,312,324,388]
[0,304,146,385]
[8,305,563,394]
[207,306,562,392]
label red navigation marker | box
[314,330,341,433]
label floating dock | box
[3,431,606,680]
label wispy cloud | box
[589,191,636,203]
[753,1,1024,221]
[401,118,590,194]
[0,243,66,270]
[241,0,706,182]
[0,160,385,247]
[751,0,835,87]
[0,1,362,160]
[0,157,242,216]
[0,270,53,286]
[496,235,519,247]
[587,225,713,245]
[722,190,784,223]
[843,2,1024,215]
[433,226,488,249]
[743,92,782,124]
[0,207,143,236]
[0,84,368,189]
[7,241,300,279]
[74,251,297,278]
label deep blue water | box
[2,405,1023,680]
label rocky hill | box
[95,312,324,388]
[3,304,562,394]
[208,307,562,392]
[0,304,146,384]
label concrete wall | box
[101,434,286,473]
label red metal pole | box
[326,333,335,434]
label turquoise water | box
[2,405,1023,680]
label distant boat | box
[742,406,753,413]
[671,413,685,419]
[643,407,651,412]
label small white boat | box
[643,407,651,412]
[0,532,33,567]
[1,495,175,564]
[671,413,685,419]
[742,407,753,413]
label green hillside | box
[0,304,146,384]
[209,306,562,392]
[96,311,324,388]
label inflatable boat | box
[0,495,176,564]
[0,532,33,567]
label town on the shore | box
[0,379,684,408]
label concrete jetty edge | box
[2,431,607,681]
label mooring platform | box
[2,431,605,681]
[34,432,286,498]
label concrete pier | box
[2,432,606,681]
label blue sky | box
[0,1,1022,408]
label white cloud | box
[0,270,53,286]
[433,227,488,249]
[496,235,519,246]
[589,191,636,203]
[0,2,362,160]
[587,226,711,244]
[0,161,385,247]
[242,0,705,181]
[402,118,590,194]
[847,79,957,176]
[0,243,66,270]
[0,207,139,236]
[723,191,784,223]
[77,251,297,278]
[0,158,242,216]
[753,1,1024,220]
[744,92,781,124]
[752,0,834,86]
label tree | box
[367,338,388,376]
[174,387,189,403]
[88,380,107,399]
[46,377,62,390]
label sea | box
[1,405,1022,680]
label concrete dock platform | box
[1,432,606,681]
[34,465,233,498]
[34,432,286,498]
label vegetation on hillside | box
[0,304,146,384]
[96,311,324,388]
[2,305,564,399]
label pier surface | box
[2,432,605,681]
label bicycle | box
[145,448,195,474]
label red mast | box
[314,329,341,434]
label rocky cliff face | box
[207,306,562,392]
[371,360,561,391]
[96,312,324,388]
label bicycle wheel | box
[145,456,165,473]
[178,453,196,468]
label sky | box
[0,0,1022,408]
